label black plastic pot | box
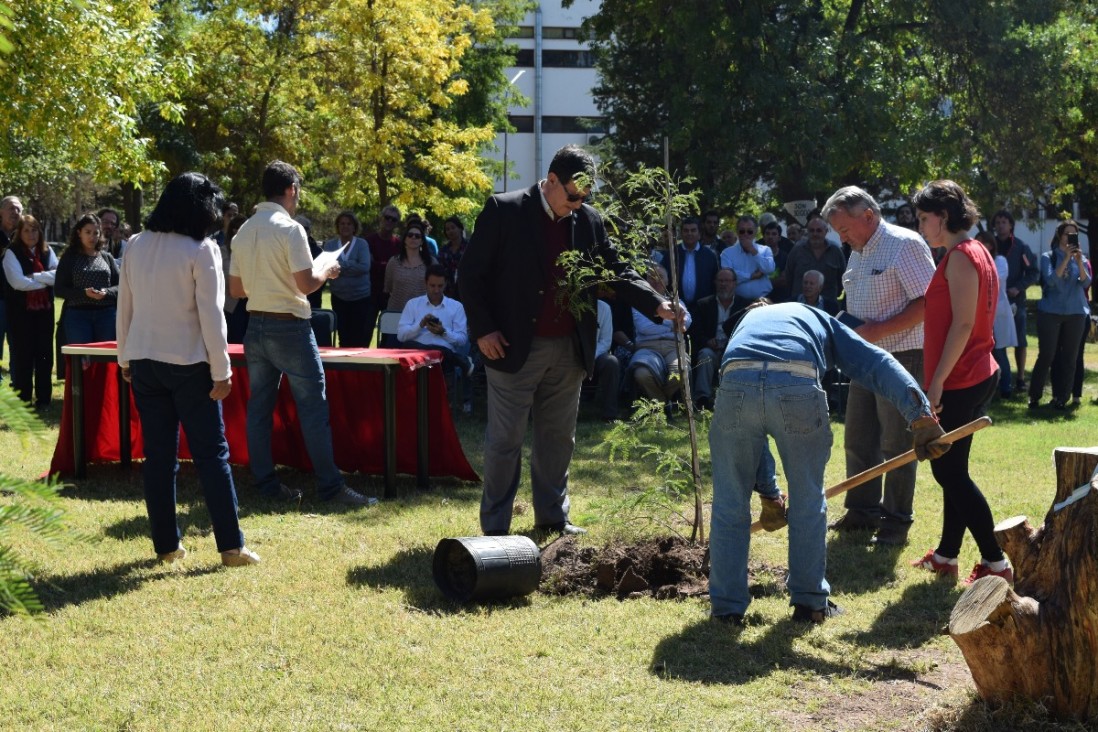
[432,536,542,602]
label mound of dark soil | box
[540,535,710,599]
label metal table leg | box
[70,356,85,479]
[417,366,430,489]
[383,365,396,498]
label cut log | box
[949,447,1098,720]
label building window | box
[506,116,608,134]
[513,49,596,68]
[510,26,581,40]
[542,27,581,40]
[508,116,535,133]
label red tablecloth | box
[49,344,479,482]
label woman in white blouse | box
[3,214,57,407]
[117,172,258,567]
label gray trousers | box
[842,348,924,525]
[480,336,586,534]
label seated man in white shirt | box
[397,264,471,378]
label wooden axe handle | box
[749,416,992,534]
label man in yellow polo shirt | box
[228,160,374,506]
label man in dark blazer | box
[687,268,752,409]
[459,145,681,536]
[656,216,720,310]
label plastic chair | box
[376,310,402,348]
[311,308,338,347]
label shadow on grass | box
[650,618,942,687]
[824,534,906,593]
[346,545,534,614]
[32,560,220,614]
[843,579,963,649]
[984,397,1083,425]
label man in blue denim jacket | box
[709,302,947,625]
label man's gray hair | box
[821,186,881,220]
[803,269,825,286]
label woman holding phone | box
[1028,220,1091,410]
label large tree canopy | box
[0,0,184,194]
[580,0,1098,216]
[0,0,524,224]
[172,0,524,217]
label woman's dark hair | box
[398,223,435,264]
[14,214,49,258]
[145,172,225,241]
[975,234,1001,260]
[443,216,464,232]
[911,180,980,233]
[66,212,103,253]
[1050,219,1081,250]
[335,210,360,235]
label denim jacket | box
[721,302,932,424]
[1038,249,1091,316]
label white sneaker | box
[221,546,261,567]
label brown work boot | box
[759,493,787,531]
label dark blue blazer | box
[657,244,719,309]
[459,184,665,376]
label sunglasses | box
[738,228,755,235]
[406,232,423,239]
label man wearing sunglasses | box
[460,145,683,537]
[719,215,775,300]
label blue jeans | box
[709,366,833,616]
[243,315,345,498]
[992,348,1012,396]
[64,307,117,345]
[130,359,244,554]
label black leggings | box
[929,372,1003,562]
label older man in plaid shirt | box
[822,186,936,546]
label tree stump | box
[948,447,1098,720]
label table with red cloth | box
[50,343,479,496]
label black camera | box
[1068,232,1080,249]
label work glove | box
[911,416,950,461]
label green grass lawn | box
[2,338,1097,730]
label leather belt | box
[250,310,306,321]
[721,359,817,380]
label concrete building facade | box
[487,0,605,192]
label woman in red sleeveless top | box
[909,180,1012,586]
